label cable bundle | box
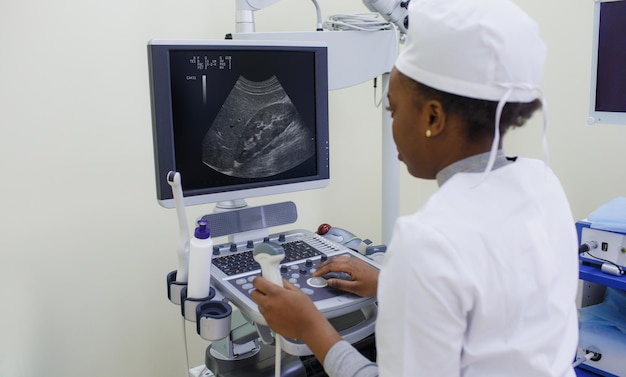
[323,13,394,32]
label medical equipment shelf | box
[575,363,620,377]
[576,262,625,377]
[575,367,604,376]
[578,263,626,291]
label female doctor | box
[251,0,580,376]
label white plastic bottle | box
[187,219,213,299]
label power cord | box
[579,241,624,276]
[572,351,601,368]
[181,316,191,376]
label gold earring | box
[426,129,432,137]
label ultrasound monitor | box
[148,39,330,208]
[588,0,626,125]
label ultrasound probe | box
[167,171,190,283]
[253,242,286,377]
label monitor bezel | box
[588,0,626,125]
[148,39,330,208]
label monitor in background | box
[588,0,626,125]
[148,39,330,209]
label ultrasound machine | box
[148,37,389,377]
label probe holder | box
[196,300,233,341]
[181,286,216,322]
[166,270,187,305]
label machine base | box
[206,342,306,377]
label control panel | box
[210,229,380,327]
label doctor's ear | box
[426,100,446,136]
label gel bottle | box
[186,219,213,299]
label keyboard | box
[212,240,325,276]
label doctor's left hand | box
[251,277,341,363]
[251,277,323,340]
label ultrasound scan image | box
[202,75,315,178]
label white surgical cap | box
[395,0,549,176]
[396,0,546,102]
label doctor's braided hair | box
[407,78,542,142]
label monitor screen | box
[148,39,330,208]
[588,0,626,125]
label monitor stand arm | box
[215,199,248,211]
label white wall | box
[0,1,623,377]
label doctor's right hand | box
[313,256,379,298]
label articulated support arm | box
[235,0,281,32]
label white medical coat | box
[376,158,579,377]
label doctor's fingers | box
[251,278,285,314]
[251,277,301,300]
[252,276,276,295]
[313,256,354,276]
[326,278,358,292]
